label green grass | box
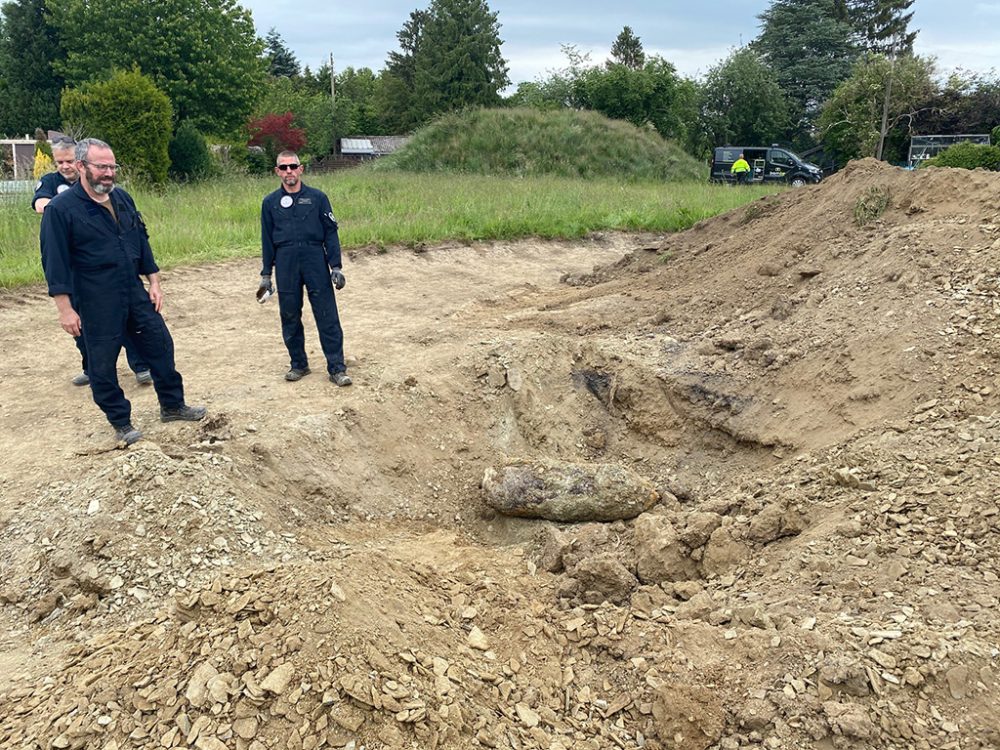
[0,170,780,288]
[376,108,705,182]
[853,185,890,227]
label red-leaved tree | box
[247,111,307,161]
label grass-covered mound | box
[376,107,704,182]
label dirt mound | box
[2,162,1000,750]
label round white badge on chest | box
[57,184,70,193]
[280,195,293,208]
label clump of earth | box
[1,159,999,749]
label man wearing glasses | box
[33,136,153,389]
[40,138,206,445]
[259,150,351,386]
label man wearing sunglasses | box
[40,138,206,445]
[34,137,154,389]
[259,151,351,386]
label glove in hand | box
[330,268,346,290]
[257,274,274,302]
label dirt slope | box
[1,161,999,750]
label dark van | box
[710,145,823,187]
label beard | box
[84,166,115,195]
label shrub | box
[33,149,54,180]
[921,141,1000,171]
[168,121,214,180]
[245,147,273,175]
[61,69,172,183]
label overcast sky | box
[241,1,999,87]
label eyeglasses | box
[276,164,301,172]
[83,161,119,172]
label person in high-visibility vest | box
[731,153,751,185]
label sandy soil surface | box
[1,160,999,750]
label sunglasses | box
[276,164,301,172]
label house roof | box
[340,135,410,155]
[340,138,373,155]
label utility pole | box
[875,35,898,161]
[329,53,336,114]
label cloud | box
[916,34,1000,76]
[502,40,734,87]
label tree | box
[377,10,428,131]
[700,48,789,152]
[909,72,1000,140]
[47,0,264,135]
[611,26,645,70]
[61,69,173,183]
[381,0,509,130]
[0,0,65,135]
[247,111,307,163]
[573,57,695,142]
[504,44,699,149]
[335,67,382,135]
[264,27,300,78]
[253,63,384,158]
[504,45,591,111]
[847,0,916,55]
[253,77,334,157]
[754,0,859,144]
[818,53,934,163]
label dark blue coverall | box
[40,182,186,427]
[33,173,149,377]
[261,183,346,375]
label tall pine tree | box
[754,0,859,144]
[412,0,509,123]
[0,0,65,135]
[848,0,916,54]
[380,0,508,131]
[378,9,429,131]
[610,26,645,70]
[264,28,300,78]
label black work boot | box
[329,371,352,387]
[160,404,207,422]
[285,367,310,382]
[114,423,142,445]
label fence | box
[0,180,33,207]
[908,134,991,168]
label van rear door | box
[711,147,741,182]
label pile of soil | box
[1,159,998,750]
